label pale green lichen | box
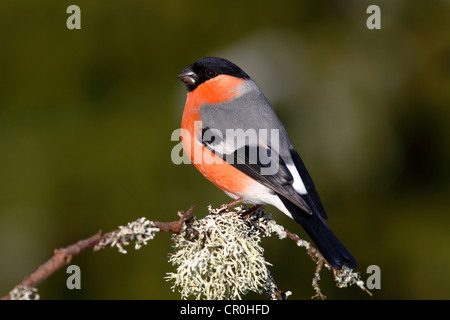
[94,217,159,254]
[334,266,371,295]
[165,206,283,300]
[9,285,40,300]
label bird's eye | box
[205,69,217,78]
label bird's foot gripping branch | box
[1,204,370,300]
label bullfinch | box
[178,57,357,270]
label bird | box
[177,57,357,270]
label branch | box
[258,216,370,299]
[153,205,195,233]
[1,202,369,300]
[1,206,195,300]
[284,228,328,299]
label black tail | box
[280,196,357,270]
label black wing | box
[290,150,328,220]
[200,127,312,215]
[230,145,312,214]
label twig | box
[150,205,195,233]
[284,228,328,299]
[1,206,196,300]
[1,231,103,300]
[284,227,370,299]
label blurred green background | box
[0,0,449,300]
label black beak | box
[178,67,198,87]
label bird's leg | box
[218,198,244,213]
[241,204,263,218]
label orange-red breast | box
[178,57,357,270]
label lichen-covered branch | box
[1,206,195,300]
[262,215,370,299]
[165,206,276,300]
[1,203,369,300]
[93,205,195,253]
[283,228,329,299]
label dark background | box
[0,0,449,299]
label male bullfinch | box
[178,57,357,270]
